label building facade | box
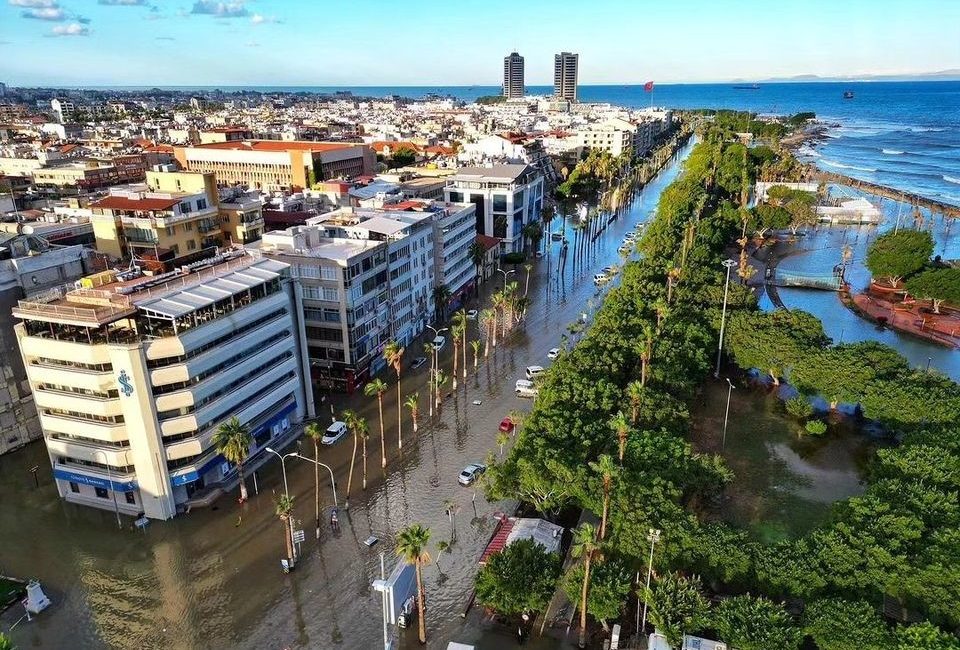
[503,52,525,99]
[444,165,544,254]
[553,52,579,102]
[13,251,312,519]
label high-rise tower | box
[503,52,525,99]
[553,52,579,102]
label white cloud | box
[190,1,247,18]
[250,13,280,25]
[22,6,64,19]
[50,22,89,36]
[99,0,148,5]
[8,0,58,7]
[245,41,259,47]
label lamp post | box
[496,267,515,291]
[92,449,122,530]
[425,325,447,415]
[722,378,735,448]
[639,528,661,637]
[265,447,298,565]
[714,259,738,378]
[291,452,339,508]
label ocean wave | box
[821,159,877,173]
[882,149,904,155]
[945,175,960,186]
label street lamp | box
[496,267,515,290]
[425,325,448,415]
[722,378,735,448]
[265,447,298,565]
[92,449,122,530]
[292,452,339,539]
[714,259,738,378]
[639,528,661,637]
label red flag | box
[643,81,654,92]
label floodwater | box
[689,379,873,543]
[0,140,698,650]
[759,187,960,379]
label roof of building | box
[188,140,363,153]
[452,164,531,181]
[475,234,501,252]
[91,195,181,211]
[381,200,429,211]
[349,180,400,201]
[354,215,409,236]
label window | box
[166,226,175,237]
[69,481,79,493]
[171,244,180,255]
[125,492,136,505]
[95,487,109,499]
[187,239,196,250]
[197,198,207,210]
[184,221,193,232]
[492,194,507,212]
[180,201,192,214]
[448,190,463,202]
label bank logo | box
[118,370,134,397]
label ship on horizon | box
[732,83,761,90]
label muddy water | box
[0,140,695,650]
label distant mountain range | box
[731,69,960,83]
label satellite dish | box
[21,225,34,235]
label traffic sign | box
[292,529,306,544]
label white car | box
[458,463,487,486]
[321,421,348,445]
[593,273,609,286]
[525,365,545,380]
[432,335,446,351]
[515,379,538,398]
[465,309,478,320]
[547,347,560,360]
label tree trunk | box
[485,325,492,356]
[283,518,294,564]
[378,396,386,469]
[362,434,368,490]
[579,554,591,649]
[238,463,247,502]
[412,408,418,433]
[452,340,459,390]
[415,561,427,644]
[313,441,320,540]
[345,432,357,508]
[599,487,610,540]
[462,332,467,379]
[618,432,626,462]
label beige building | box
[13,251,312,519]
[174,140,375,192]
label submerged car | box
[547,347,560,360]
[458,463,487,486]
[321,421,348,445]
[499,417,515,433]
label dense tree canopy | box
[474,539,561,616]
[712,595,802,650]
[905,267,960,313]
[804,598,892,650]
[865,229,934,286]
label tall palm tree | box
[364,378,389,469]
[432,370,447,410]
[625,381,644,426]
[358,417,370,490]
[471,339,481,371]
[451,323,464,390]
[395,524,432,644]
[588,455,617,540]
[572,523,600,649]
[609,411,631,463]
[432,286,451,322]
[384,340,405,450]
[480,308,496,355]
[453,309,467,380]
[304,422,324,539]
[640,324,654,387]
[342,409,360,509]
[212,417,252,503]
[424,342,436,417]
[523,263,533,296]
[469,241,486,287]
[275,493,295,565]
[405,392,420,433]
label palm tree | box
[480,308,496,355]
[469,241,486,286]
[405,392,420,433]
[443,498,459,540]
[358,417,370,490]
[396,524,432,644]
[522,262,533,296]
[275,493,295,565]
[212,417,252,503]
[572,523,600,649]
[609,411,631,462]
[496,430,510,457]
[588,455,617,540]
[435,539,450,574]
[432,285,451,322]
[424,342,436,417]
[471,339,481,371]
[342,409,360,508]
[454,309,467,380]
[364,378,389,469]
[304,422,324,539]
[384,340,405,450]
[451,323,464,390]
[625,381,644,426]
[432,370,447,410]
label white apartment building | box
[13,250,313,519]
[576,118,638,158]
[444,164,544,254]
[553,52,579,102]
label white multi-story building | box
[444,164,544,254]
[50,98,75,124]
[553,52,579,102]
[13,250,313,519]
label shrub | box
[785,395,814,420]
[805,420,827,436]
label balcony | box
[197,219,219,234]
[39,411,128,443]
[46,437,131,466]
[34,389,124,418]
[123,229,160,244]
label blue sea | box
[99,81,960,207]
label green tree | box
[304,422,325,539]
[475,538,561,616]
[404,392,419,433]
[803,598,892,650]
[275,493,295,565]
[563,557,633,632]
[212,417,252,502]
[342,410,361,508]
[383,340,405,450]
[726,309,829,383]
[390,147,416,168]
[712,594,802,650]
[785,395,814,420]
[894,622,960,650]
[905,268,960,313]
[396,524,432,644]
[644,572,710,647]
[571,523,600,649]
[865,229,933,287]
[0,632,15,650]
[364,378,389,469]
[588,454,618,540]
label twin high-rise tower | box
[501,51,578,102]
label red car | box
[499,417,515,433]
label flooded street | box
[759,188,960,378]
[0,141,696,650]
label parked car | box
[593,273,609,286]
[465,309,478,320]
[411,356,427,370]
[432,335,446,351]
[321,421,348,445]
[515,379,538,397]
[547,347,560,360]
[499,417,515,433]
[525,365,545,380]
[458,463,487,486]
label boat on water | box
[843,91,855,99]
[733,83,760,90]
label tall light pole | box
[265,447,298,564]
[496,267,515,291]
[425,325,447,415]
[714,259,738,378]
[639,527,661,637]
[93,449,122,529]
[722,378,735,448]
[291,453,338,508]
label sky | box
[1,0,959,87]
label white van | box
[321,421,348,444]
[515,379,538,398]
[525,365,545,380]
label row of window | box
[33,357,112,372]
[68,482,137,504]
[303,307,341,323]
[301,285,340,302]
[44,409,124,425]
[49,432,130,448]
[305,326,344,343]
[39,383,118,399]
